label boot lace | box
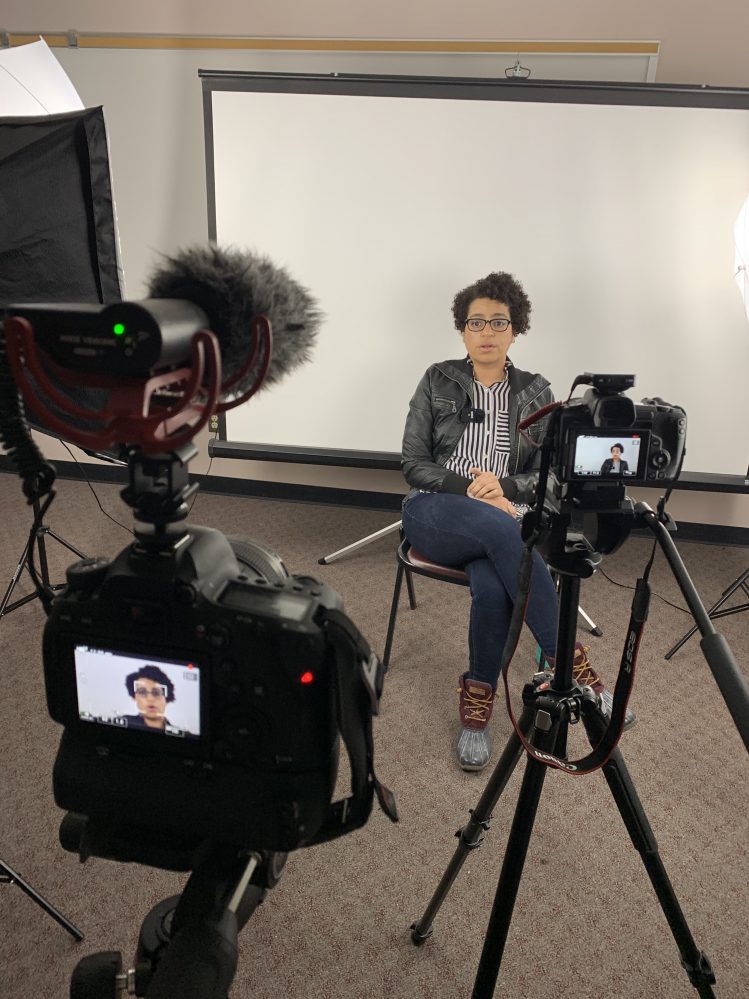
[458,686,493,723]
[572,645,601,687]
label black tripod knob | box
[70,951,123,998]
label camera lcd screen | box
[571,432,646,480]
[73,645,201,739]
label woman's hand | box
[467,468,504,500]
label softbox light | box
[0,106,122,307]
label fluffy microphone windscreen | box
[146,245,323,393]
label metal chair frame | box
[382,538,602,670]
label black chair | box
[382,539,470,670]
[382,537,602,671]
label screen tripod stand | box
[409,502,749,998]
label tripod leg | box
[410,704,535,946]
[0,534,37,616]
[0,497,87,617]
[471,710,566,999]
[42,527,87,561]
[581,705,717,997]
[35,524,52,587]
[0,860,84,940]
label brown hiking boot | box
[456,674,495,772]
[543,642,636,730]
[570,643,605,694]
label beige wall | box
[3,0,749,87]
[5,2,748,528]
[34,430,749,531]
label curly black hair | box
[452,272,532,336]
[125,664,176,703]
[611,443,625,453]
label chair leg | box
[405,567,417,609]
[382,562,406,671]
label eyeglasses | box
[134,685,166,699]
[465,318,512,333]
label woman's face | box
[461,297,514,366]
[133,678,167,725]
[611,446,622,460]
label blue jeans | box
[402,492,559,687]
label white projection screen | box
[202,73,749,487]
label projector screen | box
[202,73,749,486]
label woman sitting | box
[401,271,634,771]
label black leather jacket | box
[600,458,629,475]
[401,357,554,504]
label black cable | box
[597,557,692,615]
[186,430,217,517]
[0,321,56,502]
[598,454,695,617]
[60,441,134,538]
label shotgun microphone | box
[1,244,324,488]
[147,244,323,402]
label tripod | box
[410,505,749,997]
[0,495,86,618]
[65,827,286,998]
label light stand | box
[665,461,749,659]
[409,502,748,997]
[665,566,749,659]
[0,439,130,621]
[0,494,86,619]
[0,445,124,943]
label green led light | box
[113,322,126,336]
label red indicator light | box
[187,663,194,670]
[300,671,315,685]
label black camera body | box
[523,375,687,558]
[43,524,365,853]
[551,376,687,500]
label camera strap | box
[308,609,398,845]
[501,551,647,775]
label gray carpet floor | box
[0,471,747,998]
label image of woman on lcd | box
[600,443,629,475]
[119,664,177,732]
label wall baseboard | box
[1,459,746,546]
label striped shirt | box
[445,367,512,479]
